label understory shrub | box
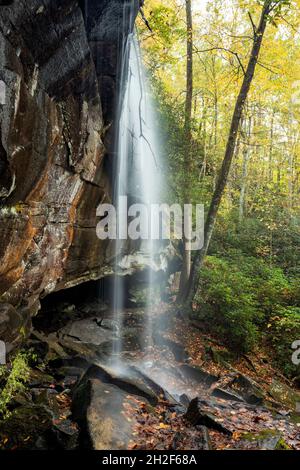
[195,254,300,362]
[211,213,300,275]
[195,256,259,353]
[267,307,300,377]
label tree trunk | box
[269,109,275,182]
[239,115,251,222]
[239,146,250,222]
[182,0,274,307]
[179,0,193,298]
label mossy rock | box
[34,389,60,417]
[229,372,264,405]
[28,368,55,387]
[206,346,234,365]
[241,429,291,450]
[269,379,300,411]
[0,405,52,450]
[290,411,300,424]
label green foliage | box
[267,307,300,377]
[263,0,292,25]
[195,256,259,353]
[0,351,32,419]
[150,78,208,207]
[195,253,299,359]
[211,212,300,276]
[145,5,185,48]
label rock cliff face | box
[0,0,140,348]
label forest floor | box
[123,304,300,450]
[1,299,300,450]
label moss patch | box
[241,429,292,450]
[0,405,52,450]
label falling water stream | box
[111,31,163,367]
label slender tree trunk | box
[199,97,207,180]
[288,147,294,210]
[182,0,273,307]
[287,116,296,211]
[269,109,275,182]
[239,146,250,221]
[239,115,251,222]
[179,0,193,298]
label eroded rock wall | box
[0,0,139,348]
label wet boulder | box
[72,376,148,450]
[227,372,264,405]
[51,418,79,450]
[130,365,181,407]
[153,332,190,362]
[185,397,232,435]
[180,364,219,387]
[211,387,245,403]
[52,317,117,360]
[71,361,183,449]
[73,364,159,406]
[59,318,115,347]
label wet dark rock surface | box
[185,397,233,435]
[0,0,141,348]
[73,376,143,450]
[0,303,28,352]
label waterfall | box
[111,32,162,366]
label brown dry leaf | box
[128,442,138,450]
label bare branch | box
[193,46,246,76]
[139,7,153,33]
[248,12,257,35]
[268,0,283,14]
[257,60,278,74]
[132,39,158,168]
[278,14,298,33]
[225,33,254,40]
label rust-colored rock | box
[0,1,139,346]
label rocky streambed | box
[1,297,300,451]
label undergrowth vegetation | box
[0,351,33,419]
[194,215,300,377]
